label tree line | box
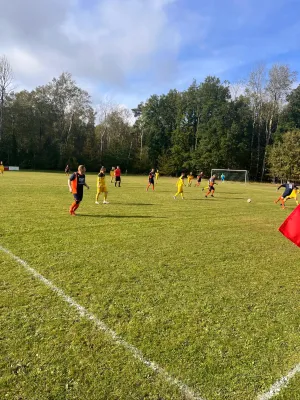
[0,54,299,180]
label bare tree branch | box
[0,55,14,140]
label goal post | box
[211,169,249,183]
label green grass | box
[1,172,300,400]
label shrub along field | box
[1,171,299,400]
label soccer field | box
[1,172,300,400]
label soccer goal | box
[211,169,249,183]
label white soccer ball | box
[247,198,251,203]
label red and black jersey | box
[70,172,86,195]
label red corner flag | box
[279,205,300,247]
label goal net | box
[211,169,249,183]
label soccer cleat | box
[205,195,207,198]
[173,196,176,199]
[95,201,99,204]
[103,201,109,204]
[211,195,214,197]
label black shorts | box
[197,178,202,183]
[283,189,292,198]
[73,193,83,202]
[149,179,154,184]
[115,176,121,182]
[208,185,215,191]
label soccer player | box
[96,167,109,204]
[110,167,115,183]
[205,174,216,198]
[65,164,70,176]
[68,165,90,216]
[285,188,299,205]
[0,161,4,176]
[187,172,194,187]
[114,166,121,187]
[174,172,185,199]
[195,172,203,187]
[147,169,155,191]
[155,169,160,182]
[275,181,299,209]
[221,173,225,183]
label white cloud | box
[0,0,182,106]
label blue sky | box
[0,0,299,108]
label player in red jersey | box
[114,166,121,187]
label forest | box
[1,55,300,181]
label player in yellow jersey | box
[0,161,4,176]
[110,167,115,183]
[155,169,160,182]
[187,172,194,187]
[96,167,109,204]
[173,172,185,199]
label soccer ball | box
[247,198,251,203]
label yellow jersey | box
[187,174,193,182]
[97,172,106,187]
[177,176,184,188]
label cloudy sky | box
[0,0,299,108]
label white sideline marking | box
[0,245,205,400]
[257,364,300,399]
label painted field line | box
[0,245,205,400]
[257,364,300,399]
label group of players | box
[67,165,122,216]
[66,163,299,216]
[275,182,299,209]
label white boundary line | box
[0,245,205,400]
[257,364,300,400]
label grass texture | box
[1,172,300,400]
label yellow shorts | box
[177,187,183,193]
[97,186,107,193]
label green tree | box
[268,130,300,180]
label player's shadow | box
[219,192,241,195]
[112,203,155,206]
[221,196,245,199]
[77,214,167,219]
[188,198,218,201]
